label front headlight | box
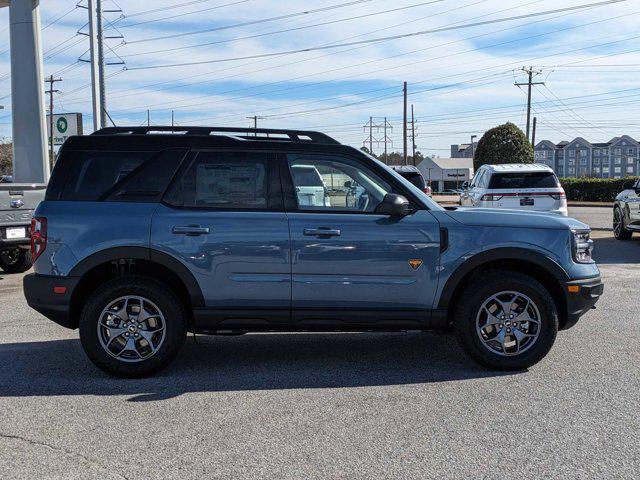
[572,229,593,263]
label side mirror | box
[376,193,413,217]
[461,181,470,190]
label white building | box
[416,157,474,192]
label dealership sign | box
[47,113,83,145]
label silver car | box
[614,178,640,240]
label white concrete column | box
[3,0,49,183]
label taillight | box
[550,189,566,200]
[30,217,47,261]
[481,194,503,201]
[423,186,432,195]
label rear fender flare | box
[68,246,204,308]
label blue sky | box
[0,0,639,155]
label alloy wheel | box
[475,291,541,356]
[97,296,167,363]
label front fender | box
[435,245,569,311]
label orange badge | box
[408,259,423,270]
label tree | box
[0,143,12,175]
[473,122,533,170]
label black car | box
[390,165,431,196]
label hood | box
[442,207,589,230]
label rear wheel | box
[0,248,33,273]
[79,276,187,378]
[613,206,632,240]
[454,271,558,370]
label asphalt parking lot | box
[1,206,638,479]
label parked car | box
[390,165,432,196]
[0,175,13,183]
[460,164,567,216]
[24,126,602,377]
[1,182,46,273]
[613,178,640,240]
[290,164,330,207]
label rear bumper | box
[561,275,604,330]
[0,223,31,248]
[23,273,79,329]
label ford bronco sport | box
[23,127,603,377]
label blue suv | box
[23,127,603,377]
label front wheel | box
[79,276,187,378]
[0,248,33,273]
[613,207,632,240]
[454,271,558,370]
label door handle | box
[303,228,341,237]
[172,225,210,236]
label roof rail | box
[91,126,341,144]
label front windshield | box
[359,152,444,211]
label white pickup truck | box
[0,181,46,273]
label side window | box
[164,151,275,210]
[287,154,392,213]
[105,149,187,202]
[59,151,154,201]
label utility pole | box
[403,81,408,165]
[470,134,477,159]
[369,116,373,154]
[45,75,62,165]
[531,117,537,147]
[171,110,175,126]
[86,0,102,131]
[147,109,150,126]
[96,0,107,129]
[411,107,417,165]
[384,116,388,161]
[515,67,544,141]
[247,115,266,129]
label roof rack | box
[91,126,340,145]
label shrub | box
[473,122,533,170]
[559,177,638,202]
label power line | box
[125,0,628,70]
[114,0,444,59]
[126,0,377,43]
[91,9,638,116]
[125,0,243,19]
[118,1,252,28]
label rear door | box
[488,171,562,212]
[282,152,441,329]
[151,150,291,329]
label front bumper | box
[23,273,79,329]
[561,275,604,330]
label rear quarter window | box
[54,149,186,201]
[488,172,559,189]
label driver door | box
[282,152,441,329]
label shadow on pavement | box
[0,332,518,401]
[592,235,640,264]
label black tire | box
[613,206,632,240]
[0,248,33,273]
[453,271,558,371]
[79,275,187,378]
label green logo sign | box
[56,116,68,134]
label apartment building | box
[534,135,639,178]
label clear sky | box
[0,0,638,156]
